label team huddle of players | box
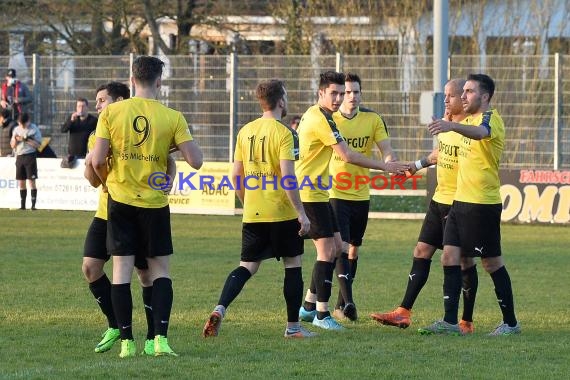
[83,56,520,358]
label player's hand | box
[298,213,310,236]
[405,162,418,176]
[427,118,453,135]
[384,161,410,175]
[162,174,174,195]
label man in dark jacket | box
[61,97,97,165]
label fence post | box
[336,52,343,72]
[129,53,134,96]
[32,54,40,124]
[553,53,561,170]
[229,52,238,163]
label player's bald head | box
[446,78,466,94]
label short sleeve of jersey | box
[95,109,111,140]
[173,112,194,146]
[87,132,96,152]
[315,111,344,146]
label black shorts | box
[83,217,148,269]
[443,201,502,258]
[15,152,38,180]
[329,198,370,246]
[241,219,304,262]
[303,201,340,239]
[418,200,452,249]
[107,196,173,259]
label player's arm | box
[407,148,438,175]
[280,159,310,236]
[163,154,177,194]
[84,152,101,187]
[91,137,110,191]
[332,140,409,174]
[232,160,245,206]
[177,140,203,170]
[428,118,489,140]
[376,139,398,162]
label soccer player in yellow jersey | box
[202,79,314,339]
[92,56,203,357]
[296,71,409,330]
[371,79,478,335]
[328,72,397,321]
[421,73,520,336]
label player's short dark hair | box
[18,112,30,124]
[0,108,10,119]
[132,56,164,86]
[77,97,89,106]
[319,71,345,90]
[255,79,285,111]
[95,81,131,101]
[344,72,362,90]
[468,73,495,101]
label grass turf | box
[0,209,568,379]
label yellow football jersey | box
[95,97,193,208]
[87,132,108,220]
[329,107,389,200]
[432,130,462,205]
[295,105,344,202]
[455,108,505,204]
[234,118,299,222]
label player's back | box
[236,117,298,222]
[97,97,190,207]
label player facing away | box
[296,71,409,330]
[202,79,314,339]
[370,79,479,334]
[420,73,520,336]
[329,72,398,321]
[83,81,176,355]
[92,56,203,357]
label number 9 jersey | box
[95,97,193,208]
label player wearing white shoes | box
[296,71,409,330]
[202,79,314,339]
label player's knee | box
[481,257,503,273]
[82,261,104,282]
[460,257,476,270]
[414,242,435,260]
[136,269,153,287]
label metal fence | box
[2,53,569,168]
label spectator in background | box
[61,98,97,165]
[290,115,301,131]
[1,68,32,120]
[0,108,18,156]
[10,112,41,210]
